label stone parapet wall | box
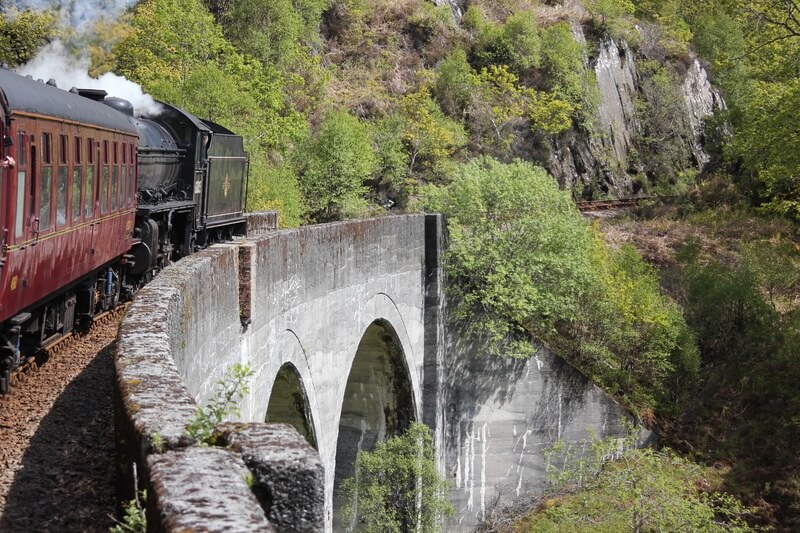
[115,243,323,532]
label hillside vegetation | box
[2,0,800,530]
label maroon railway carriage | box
[0,69,139,392]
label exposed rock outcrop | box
[543,27,724,199]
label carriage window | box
[72,167,82,222]
[103,141,109,164]
[84,167,94,218]
[112,142,119,210]
[101,165,109,214]
[120,166,126,208]
[15,132,27,238]
[59,135,68,165]
[87,139,95,164]
[56,167,68,226]
[39,167,52,230]
[42,133,52,164]
[129,143,136,205]
[74,137,82,164]
[17,132,26,166]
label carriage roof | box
[0,68,138,135]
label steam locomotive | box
[0,67,248,394]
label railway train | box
[0,67,249,394]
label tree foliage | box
[114,0,307,224]
[681,0,800,219]
[340,422,452,532]
[425,157,596,357]
[297,110,377,221]
[0,9,57,66]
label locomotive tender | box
[0,68,248,393]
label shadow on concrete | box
[0,344,117,532]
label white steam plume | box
[15,41,162,116]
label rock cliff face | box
[545,29,725,199]
[681,57,727,168]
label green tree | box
[340,422,452,532]
[573,241,698,408]
[297,110,377,221]
[424,157,596,356]
[585,0,636,33]
[218,0,328,68]
[0,9,57,66]
[372,115,412,208]
[114,0,307,225]
[636,61,694,193]
[540,22,597,124]
[466,8,542,74]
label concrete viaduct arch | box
[115,214,446,531]
[239,218,441,526]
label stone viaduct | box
[115,213,632,532]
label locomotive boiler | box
[0,67,248,393]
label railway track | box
[0,305,120,531]
[575,195,677,212]
[1,304,128,397]
[576,198,641,211]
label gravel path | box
[0,322,119,532]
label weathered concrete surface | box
[147,447,275,532]
[220,423,325,533]
[444,334,634,530]
[246,211,280,236]
[240,215,441,528]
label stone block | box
[147,447,275,533]
[220,423,325,533]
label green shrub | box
[186,363,254,446]
[540,22,597,125]
[340,422,452,532]
[424,157,596,357]
[247,160,305,227]
[427,157,697,414]
[531,434,754,532]
[434,49,476,118]
[467,8,542,74]
[371,116,412,208]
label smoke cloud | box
[15,41,162,116]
